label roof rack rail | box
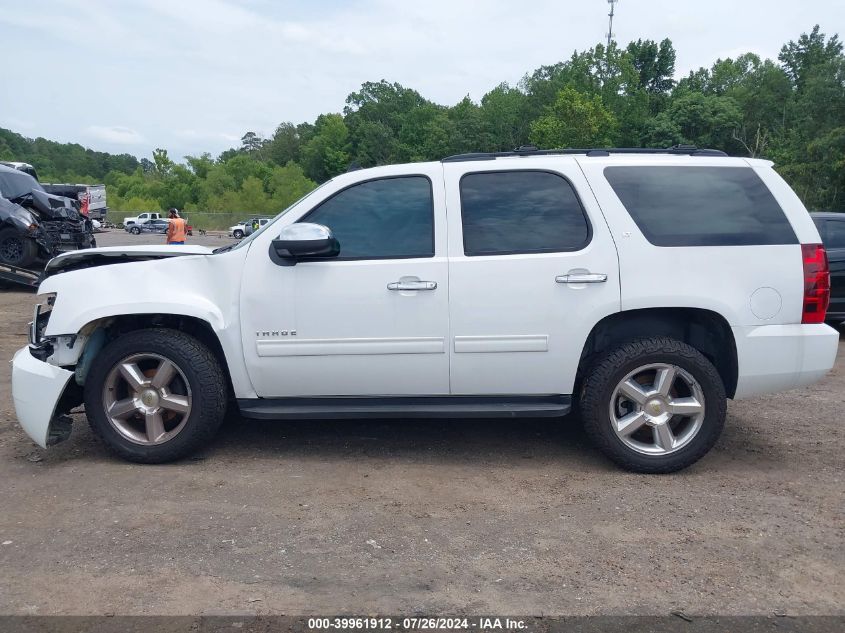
[441,144,728,162]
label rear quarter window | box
[825,219,845,249]
[604,166,797,247]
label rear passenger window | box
[604,166,798,247]
[826,220,845,249]
[459,171,590,256]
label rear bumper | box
[733,324,839,399]
[11,346,74,448]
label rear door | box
[443,158,621,395]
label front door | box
[443,160,621,395]
[240,166,450,397]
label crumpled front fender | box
[0,197,38,231]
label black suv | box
[0,165,95,268]
[811,212,845,323]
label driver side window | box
[302,176,434,259]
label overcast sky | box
[1,0,842,162]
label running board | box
[237,395,572,420]
[0,263,40,288]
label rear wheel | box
[580,337,726,473]
[0,228,38,267]
[84,328,227,463]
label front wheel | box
[580,337,726,473]
[130,226,141,235]
[84,328,227,463]
[0,228,38,267]
[233,229,244,239]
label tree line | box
[1,25,843,224]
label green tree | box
[266,122,304,166]
[240,131,265,153]
[480,83,530,151]
[185,153,214,179]
[529,87,618,148]
[644,92,742,148]
[300,114,350,182]
[267,162,317,208]
[626,38,677,94]
[779,25,843,89]
[152,148,173,175]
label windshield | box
[215,182,331,253]
[0,169,44,200]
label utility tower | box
[606,0,619,50]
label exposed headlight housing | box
[29,292,56,346]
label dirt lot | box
[0,231,843,616]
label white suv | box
[11,147,839,472]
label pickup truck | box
[123,212,163,226]
[42,183,108,221]
[230,217,271,239]
[11,146,839,473]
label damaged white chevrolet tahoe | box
[11,146,840,473]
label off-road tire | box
[84,328,227,463]
[580,337,726,474]
[0,228,38,267]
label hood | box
[43,244,213,277]
[27,189,84,220]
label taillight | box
[801,243,830,324]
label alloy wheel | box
[608,363,706,456]
[101,353,193,445]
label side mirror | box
[270,223,339,265]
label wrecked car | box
[0,164,96,268]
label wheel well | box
[79,314,234,398]
[578,308,738,398]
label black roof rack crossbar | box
[441,145,728,162]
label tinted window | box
[0,169,43,200]
[826,219,845,249]
[304,176,433,259]
[460,171,590,256]
[604,166,797,247]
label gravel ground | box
[0,231,842,615]
[94,228,238,249]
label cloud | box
[2,0,842,160]
[175,129,241,142]
[85,126,146,145]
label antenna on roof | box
[606,0,619,50]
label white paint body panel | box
[732,324,840,398]
[11,346,74,448]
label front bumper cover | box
[11,346,74,448]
